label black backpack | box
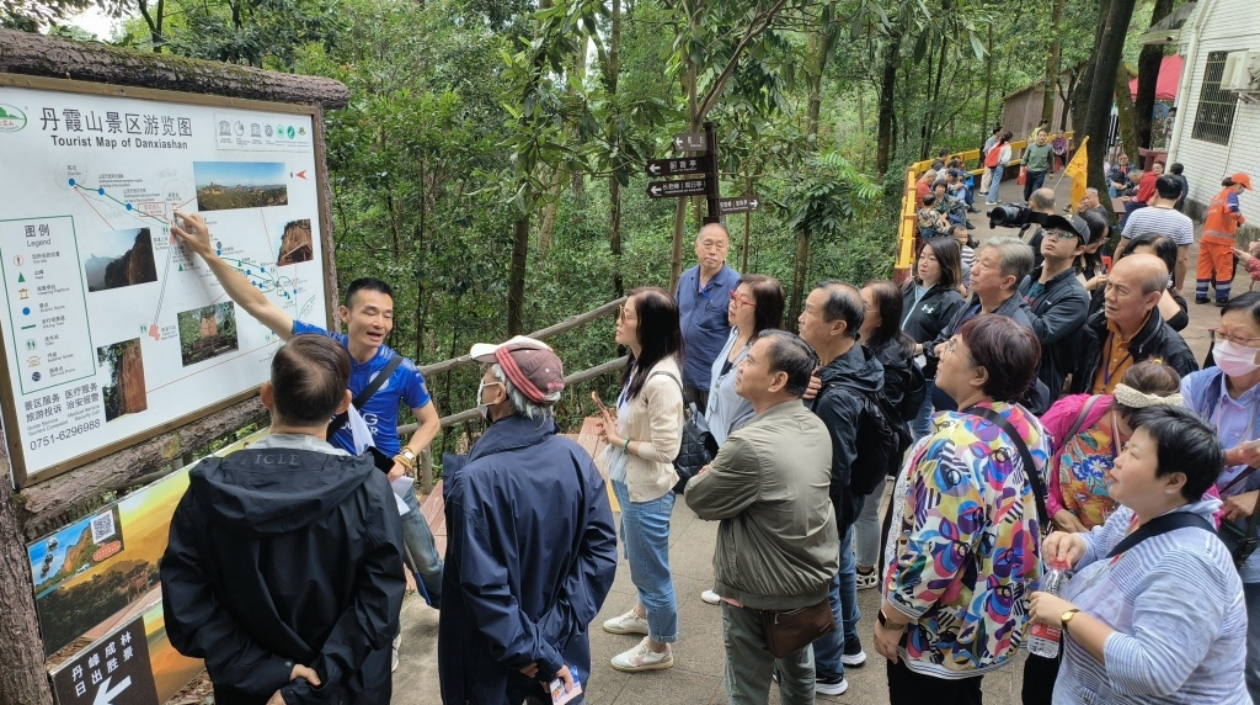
[821,382,908,496]
[899,362,927,424]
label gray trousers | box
[721,602,815,705]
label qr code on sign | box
[91,511,116,544]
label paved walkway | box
[392,174,1237,703]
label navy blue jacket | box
[438,415,617,705]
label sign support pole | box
[703,121,722,225]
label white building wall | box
[1171,0,1260,223]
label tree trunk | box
[1134,0,1176,149]
[1083,0,1138,218]
[805,22,838,143]
[606,0,623,298]
[0,28,348,107]
[789,230,810,326]
[1114,65,1140,162]
[1071,0,1110,134]
[1042,0,1067,123]
[0,452,55,705]
[537,165,566,256]
[508,216,529,335]
[874,33,901,176]
[981,22,994,147]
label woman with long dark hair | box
[902,238,967,439]
[597,287,686,672]
[853,280,919,590]
[699,274,785,606]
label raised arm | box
[172,210,294,338]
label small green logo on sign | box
[0,105,27,133]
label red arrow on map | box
[295,170,308,180]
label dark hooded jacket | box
[1069,309,1199,393]
[1018,266,1090,403]
[810,342,885,533]
[438,415,617,705]
[161,440,405,705]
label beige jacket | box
[622,356,684,502]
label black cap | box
[1042,214,1093,245]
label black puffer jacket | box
[1070,309,1199,393]
[810,343,884,533]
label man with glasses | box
[1070,253,1199,394]
[1018,214,1092,402]
[676,223,741,411]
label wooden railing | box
[398,296,630,491]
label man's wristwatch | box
[1060,608,1081,632]
[877,608,909,631]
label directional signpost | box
[51,617,158,705]
[645,155,710,178]
[647,179,709,199]
[672,132,706,151]
[720,196,761,214]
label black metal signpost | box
[648,122,753,227]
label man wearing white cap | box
[438,337,618,705]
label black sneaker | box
[1196,297,1211,305]
[815,675,848,695]
[842,640,867,667]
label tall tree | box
[1133,0,1176,149]
[0,454,54,705]
[1041,0,1067,123]
[1082,0,1137,213]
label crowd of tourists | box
[154,149,1258,705]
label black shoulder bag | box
[970,406,1050,528]
[1105,512,1215,559]
[326,353,404,469]
[646,370,716,493]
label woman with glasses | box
[1182,291,1260,702]
[875,315,1049,704]
[596,287,686,673]
[699,275,785,606]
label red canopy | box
[1129,54,1183,101]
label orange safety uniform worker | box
[1197,173,1252,305]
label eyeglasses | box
[616,305,636,322]
[1213,328,1260,347]
[1043,229,1079,241]
[729,291,755,308]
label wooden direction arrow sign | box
[672,133,706,151]
[647,179,708,199]
[719,196,761,214]
[645,155,710,178]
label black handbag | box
[1218,467,1260,570]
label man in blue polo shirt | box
[675,223,741,410]
[171,211,444,611]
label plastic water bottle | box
[1027,560,1069,658]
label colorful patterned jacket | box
[883,400,1050,679]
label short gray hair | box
[1030,188,1055,211]
[979,237,1034,289]
[489,363,557,421]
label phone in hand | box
[591,390,610,417]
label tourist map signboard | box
[0,79,332,486]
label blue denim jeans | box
[985,165,1006,204]
[400,487,443,608]
[910,379,936,440]
[814,526,860,680]
[612,480,679,643]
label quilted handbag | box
[673,402,718,493]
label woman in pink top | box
[1043,361,1184,532]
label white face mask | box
[1214,339,1260,378]
[477,380,503,422]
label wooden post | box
[419,448,434,495]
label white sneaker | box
[391,633,401,673]
[701,589,722,605]
[611,637,674,672]
[602,610,650,635]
